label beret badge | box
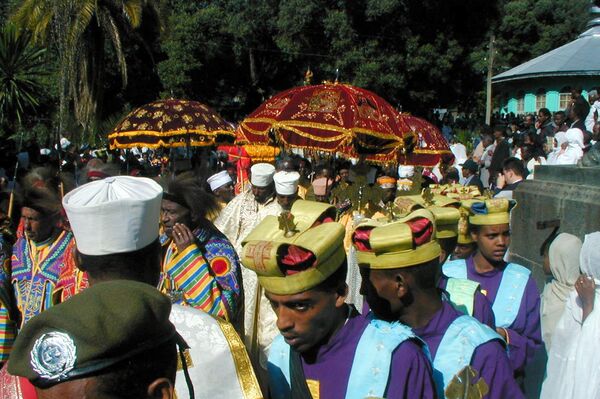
[30,331,76,381]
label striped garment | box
[160,226,242,323]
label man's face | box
[359,268,401,322]
[502,168,516,184]
[524,116,534,126]
[493,130,503,140]
[22,207,55,243]
[266,288,346,353]
[453,243,476,260]
[161,199,191,238]
[537,112,548,124]
[381,188,396,203]
[251,184,274,204]
[276,192,297,211]
[553,113,564,126]
[338,169,350,182]
[215,183,235,203]
[472,224,510,263]
[462,168,473,178]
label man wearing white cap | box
[215,163,278,254]
[207,170,235,205]
[62,176,262,399]
[272,170,300,211]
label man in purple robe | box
[442,198,542,374]
[354,209,523,399]
[241,203,436,399]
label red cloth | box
[19,378,37,399]
[280,245,316,275]
[86,170,110,179]
[352,228,373,251]
[406,218,433,246]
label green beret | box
[8,280,177,387]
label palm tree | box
[11,0,161,141]
[0,23,47,135]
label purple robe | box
[301,311,436,399]
[414,302,524,399]
[442,256,542,372]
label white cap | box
[273,171,300,195]
[398,165,415,178]
[60,137,71,150]
[63,176,163,256]
[250,163,275,187]
[207,170,232,192]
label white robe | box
[170,305,262,399]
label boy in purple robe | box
[241,203,436,399]
[442,198,542,374]
[353,209,523,399]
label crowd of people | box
[0,88,598,398]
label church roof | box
[493,5,600,84]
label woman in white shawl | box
[551,128,584,165]
[540,233,582,350]
[541,232,600,399]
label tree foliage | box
[1,0,594,143]
[0,23,47,132]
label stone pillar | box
[510,165,600,288]
[510,165,600,398]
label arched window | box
[536,89,546,111]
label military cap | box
[468,198,516,226]
[353,209,441,269]
[8,281,177,387]
[241,200,344,295]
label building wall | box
[494,76,600,115]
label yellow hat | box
[457,200,476,244]
[468,198,516,226]
[393,196,423,215]
[241,200,344,295]
[353,209,441,269]
[428,206,460,239]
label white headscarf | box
[540,233,582,349]
[556,128,584,165]
[541,232,600,399]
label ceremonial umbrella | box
[236,83,405,156]
[365,113,451,166]
[108,99,235,149]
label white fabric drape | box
[541,232,600,399]
[540,233,582,349]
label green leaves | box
[0,23,47,127]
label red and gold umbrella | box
[366,113,451,166]
[236,83,405,156]
[108,99,235,149]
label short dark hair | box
[502,157,525,177]
[95,338,177,398]
[438,236,458,257]
[554,110,565,118]
[397,257,439,290]
[165,173,218,224]
[538,108,551,117]
[77,239,161,285]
